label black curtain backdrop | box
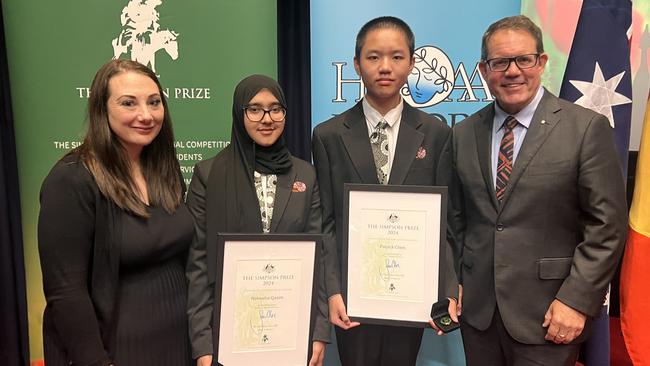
[277,0,312,161]
[0,5,30,366]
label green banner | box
[2,0,276,362]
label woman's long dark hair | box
[75,59,182,217]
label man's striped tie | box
[496,116,518,202]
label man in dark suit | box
[312,16,452,366]
[445,15,627,365]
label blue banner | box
[311,0,520,130]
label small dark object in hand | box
[430,298,460,333]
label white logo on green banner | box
[111,0,180,74]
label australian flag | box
[560,0,632,174]
[559,1,632,365]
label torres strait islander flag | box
[558,1,632,365]
[620,99,650,366]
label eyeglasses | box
[484,54,540,72]
[243,105,286,122]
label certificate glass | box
[343,184,448,327]
[214,234,321,366]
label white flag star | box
[569,62,631,128]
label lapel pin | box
[541,119,546,124]
[416,146,427,160]
[292,181,307,193]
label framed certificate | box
[342,184,448,327]
[213,234,321,366]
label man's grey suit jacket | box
[445,89,627,344]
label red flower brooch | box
[416,146,427,160]
[292,181,307,192]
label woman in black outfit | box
[38,59,193,366]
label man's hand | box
[542,299,586,344]
[308,341,326,366]
[196,355,212,366]
[428,285,462,335]
[328,294,360,330]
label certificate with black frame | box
[342,183,448,328]
[213,233,321,366]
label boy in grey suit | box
[312,16,453,366]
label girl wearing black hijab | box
[186,75,329,366]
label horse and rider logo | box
[111,0,179,75]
